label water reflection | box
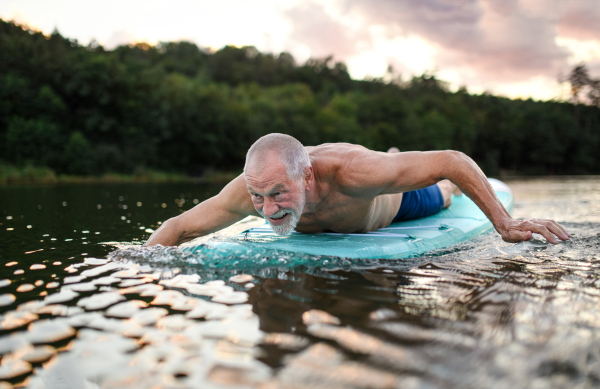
[0,178,599,388]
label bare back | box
[294,143,403,233]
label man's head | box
[244,133,312,235]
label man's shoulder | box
[309,143,376,186]
[308,143,370,164]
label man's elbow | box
[144,217,181,247]
[439,150,472,178]
[443,150,472,166]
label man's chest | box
[295,192,375,234]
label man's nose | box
[263,198,279,216]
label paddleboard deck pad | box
[184,179,513,260]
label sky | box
[1,0,600,101]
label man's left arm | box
[346,149,570,244]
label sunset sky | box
[2,0,599,101]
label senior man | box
[145,133,569,247]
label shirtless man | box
[145,133,569,247]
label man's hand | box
[497,218,570,244]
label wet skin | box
[145,143,570,246]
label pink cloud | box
[557,0,600,41]
[283,0,599,86]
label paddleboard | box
[184,178,513,260]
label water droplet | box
[64,282,96,292]
[16,300,45,313]
[302,310,341,326]
[263,333,310,350]
[17,284,35,293]
[64,275,86,284]
[83,258,109,266]
[130,307,169,326]
[30,264,46,270]
[62,202,67,206]
[44,289,79,304]
[118,279,146,288]
[92,276,120,285]
[77,292,125,310]
[6,262,18,267]
[18,345,56,363]
[27,225,32,229]
[137,202,142,207]
[120,283,163,297]
[0,359,32,380]
[0,311,38,330]
[38,304,68,316]
[14,269,24,275]
[212,292,249,304]
[105,300,148,318]
[53,261,61,266]
[27,320,75,343]
[34,280,44,287]
[0,279,11,288]
[230,274,254,283]
[97,204,102,209]
[6,228,14,231]
[156,314,193,331]
[46,282,59,289]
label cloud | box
[281,0,600,98]
[558,0,600,42]
[342,0,569,82]
[284,1,367,60]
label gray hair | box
[244,133,311,182]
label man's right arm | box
[145,175,258,246]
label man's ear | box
[304,166,313,190]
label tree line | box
[1,19,599,177]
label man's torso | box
[293,143,403,233]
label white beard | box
[258,185,305,236]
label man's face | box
[245,156,306,235]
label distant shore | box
[3,164,598,186]
[0,164,240,185]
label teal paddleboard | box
[185,179,513,260]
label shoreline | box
[2,164,598,186]
[0,165,240,186]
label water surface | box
[1,177,599,388]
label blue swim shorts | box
[393,185,444,222]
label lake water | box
[1,177,599,388]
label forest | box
[1,18,599,180]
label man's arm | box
[145,175,259,246]
[342,149,570,244]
